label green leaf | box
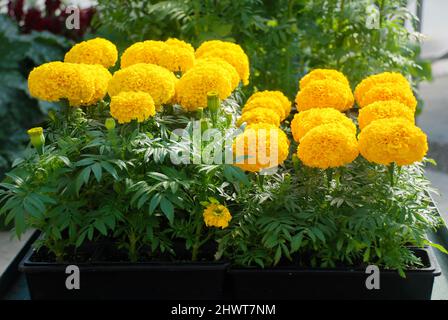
[425,240,448,254]
[291,233,303,253]
[149,193,162,215]
[91,163,102,182]
[160,197,174,223]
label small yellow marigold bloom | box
[232,123,290,172]
[28,61,96,106]
[196,40,250,85]
[295,79,354,112]
[64,38,118,68]
[82,64,112,106]
[110,91,156,124]
[299,69,350,89]
[237,108,281,127]
[358,83,417,111]
[290,108,356,143]
[358,118,428,166]
[195,57,240,89]
[247,90,291,119]
[203,203,232,229]
[242,96,286,121]
[175,64,232,111]
[354,72,410,106]
[108,63,176,106]
[358,100,415,130]
[27,127,45,154]
[297,123,359,169]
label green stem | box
[191,216,203,261]
[326,168,334,189]
[388,162,395,187]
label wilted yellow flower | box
[242,96,286,120]
[64,38,118,68]
[175,64,232,111]
[28,61,96,106]
[295,79,354,112]
[354,72,411,106]
[299,69,350,89]
[108,63,176,106]
[297,123,359,169]
[203,203,232,229]
[290,108,356,142]
[232,123,289,172]
[196,40,250,85]
[358,118,427,166]
[358,100,415,130]
[247,90,291,119]
[110,91,156,124]
[195,57,240,89]
[237,108,281,127]
[358,83,417,111]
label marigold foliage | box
[354,72,411,106]
[358,118,428,166]
[295,79,354,112]
[299,69,350,89]
[297,123,359,169]
[358,83,417,111]
[242,96,286,120]
[110,91,156,124]
[358,100,415,130]
[196,40,250,85]
[175,64,232,111]
[195,57,240,89]
[203,204,232,229]
[108,63,176,106]
[290,108,356,142]
[232,123,289,172]
[64,37,118,68]
[247,90,291,119]
[237,108,281,127]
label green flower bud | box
[105,118,116,131]
[207,91,220,113]
[27,127,45,155]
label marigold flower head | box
[175,64,232,111]
[354,72,411,106]
[358,118,427,166]
[28,61,96,106]
[110,91,156,124]
[120,40,165,68]
[299,69,350,89]
[64,38,118,68]
[82,64,112,106]
[203,203,232,229]
[358,83,417,111]
[196,40,250,85]
[358,100,415,130]
[295,79,354,112]
[232,123,289,172]
[108,63,176,106]
[297,123,359,169]
[237,108,281,127]
[242,96,286,121]
[247,90,291,119]
[195,57,240,89]
[290,108,356,142]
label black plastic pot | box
[228,247,441,300]
[19,247,229,300]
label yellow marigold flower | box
[354,72,411,106]
[295,79,354,112]
[108,63,176,106]
[175,64,232,111]
[242,96,286,121]
[28,61,96,106]
[237,108,281,127]
[358,118,428,166]
[195,57,240,89]
[203,203,232,229]
[232,123,289,172]
[299,69,350,89]
[290,108,356,143]
[110,91,156,124]
[358,100,415,130]
[82,64,112,106]
[297,123,359,169]
[247,90,291,119]
[120,40,165,68]
[165,38,195,53]
[64,38,118,68]
[358,83,417,111]
[196,40,250,85]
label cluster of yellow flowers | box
[295,69,354,112]
[355,72,427,165]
